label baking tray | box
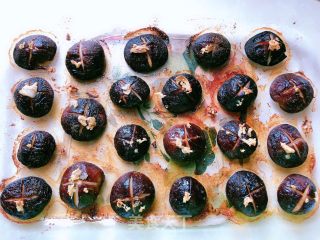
[0,0,320,239]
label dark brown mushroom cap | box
[59,161,105,210]
[109,76,150,108]
[191,32,231,68]
[61,98,107,141]
[13,77,54,118]
[110,171,155,219]
[17,130,56,168]
[13,34,57,70]
[0,176,52,220]
[163,123,206,165]
[169,176,207,217]
[65,40,105,80]
[114,124,150,162]
[162,73,202,114]
[277,174,317,215]
[245,31,286,66]
[217,120,258,159]
[267,124,308,168]
[217,74,258,112]
[124,34,168,73]
[270,73,314,113]
[226,170,268,217]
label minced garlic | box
[15,200,24,212]
[183,191,191,203]
[268,39,281,51]
[174,137,193,154]
[78,116,97,130]
[130,44,149,53]
[280,142,295,154]
[19,82,38,98]
[175,75,192,94]
[70,60,82,68]
[243,196,253,207]
[200,43,216,54]
[136,138,147,144]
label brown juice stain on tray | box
[1,27,318,225]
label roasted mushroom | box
[169,176,207,217]
[267,124,308,168]
[65,40,105,80]
[17,131,56,168]
[59,162,105,210]
[226,170,268,217]
[270,73,314,113]
[245,31,286,66]
[217,74,258,112]
[162,73,202,114]
[124,34,168,73]
[163,123,206,165]
[109,76,150,108]
[0,176,52,220]
[217,120,258,159]
[13,77,54,118]
[114,124,150,162]
[61,98,107,141]
[13,35,57,70]
[277,174,318,215]
[110,171,155,219]
[191,32,231,68]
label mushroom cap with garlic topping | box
[267,124,308,168]
[163,123,206,165]
[59,161,105,210]
[277,174,318,215]
[217,120,258,160]
[226,170,268,217]
[191,32,231,68]
[270,73,314,113]
[217,74,258,112]
[162,73,202,114]
[13,34,57,70]
[13,77,54,118]
[61,98,107,141]
[0,176,52,220]
[245,31,286,66]
[169,176,207,217]
[110,171,155,219]
[124,34,168,73]
[65,40,105,81]
[109,76,150,108]
[114,124,150,162]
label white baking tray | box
[0,0,320,239]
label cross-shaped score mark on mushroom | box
[280,80,306,105]
[171,124,200,154]
[243,184,265,213]
[114,176,150,214]
[62,168,98,207]
[3,180,38,213]
[289,184,316,213]
[130,37,153,68]
[118,80,143,104]
[74,102,97,133]
[279,129,303,159]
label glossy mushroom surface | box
[161,73,202,114]
[163,123,206,165]
[17,131,56,168]
[59,162,105,210]
[277,174,318,215]
[226,170,268,217]
[110,171,155,219]
[61,98,107,141]
[14,77,54,118]
[13,35,57,70]
[0,176,52,220]
[270,73,314,113]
